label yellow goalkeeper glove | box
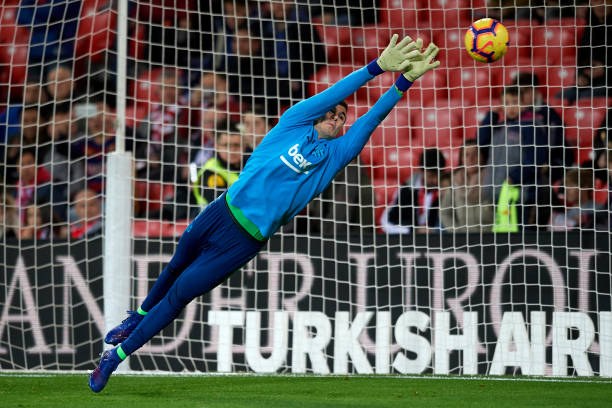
[401,42,440,82]
[376,34,422,72]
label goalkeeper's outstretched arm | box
[334,42,441,165]
[281,34,421,126]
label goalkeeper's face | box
[314,105,347,140]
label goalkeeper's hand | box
[376,34,422,72]
[401,42,441,82]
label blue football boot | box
[89,347,122,392]
[104,310,144,345]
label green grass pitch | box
[1,373,611,408]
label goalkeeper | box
[89,34,440,392]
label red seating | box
[460,104,490,140]
[404,67,448,106]
[501,19,532,63]
[315,24,352,64]
[349,26,392,66]
[575,146,592,166]
[363,71,396,103]
[0,6,29,45]
[366,146,421,183]
[410,105,463,149]
[310,65,354,95]
[134,0,195,24]
[134,180,175,215]
[594,180,609,205]
[423,0,472,29]
[315,25,390,65]
[562,102,607,147]
[131,67,165,108]
[76,0,117,64]
[531,25,580,66]
[378,0,420,30]
[433,27,478,68]
[448,66,502,106]
[0,42,28,86]
[129,22,147,60]
[124,104,150,128]
[133,220,189,237]
[542,65,576,102]
[368,107,412,147]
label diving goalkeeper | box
[89,34,440,392]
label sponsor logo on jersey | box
[280,144,311,174]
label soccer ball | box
[464,18,509,63]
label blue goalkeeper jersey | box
[227,66,404,238]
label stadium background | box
[1,0,612,377]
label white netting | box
[1,0,611,377]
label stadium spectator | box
[225,22,275,109]
[603,149,612,230]
[42,108,84,221]
[70,188,103,240]
[0,194,19,241]
[44,64,76,112]
[164,119,246,220]
[259,0,325,104]
[241,104,273,151]
[72,103,117,193]
[17,0,80,67]
[382,148,447,234]
[1,104,46,187]
[19,203,53,240]
[21,105,45,148]
[136,0,197,66]
[316,158,376,236]
[478,86,549,231]
[0,78,48,145]
[0,104,46,180]
[533,0,578,22]
[559,0,612,103]
[192,119,246,205]
[187,72,241,148]
[583,109,612,185]
[12,148,52,224]
[202,0,250,71]
[487,0,535,20]
[439,140,494,232]
[514,72,573,184]
[550,168,604,231]
[135,69,189,182]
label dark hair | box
[20,147,37,161]
[502,85,520,98]
[215,118,241,139]
[244,104,274,127]
[513,72,539,87]
[420,148,446,170]
[236,21,261,38]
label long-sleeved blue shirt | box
[227,65,404,238]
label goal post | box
[0,0,611,378]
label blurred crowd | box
[1,0,612,242]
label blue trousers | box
[120,193,266,356]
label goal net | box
[1,0,611,377]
